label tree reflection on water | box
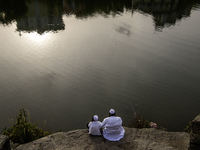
[0,0,199,33]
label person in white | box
[87,115,102,136]
[101,109,125,141]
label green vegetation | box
[126,104,166,130]
[2,108,51,144]
[127,111,166,130]
[184,121,192,133]
[125,104,151,128]
[127,112,150,128]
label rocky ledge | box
[14,128,189,150]
[1,114,200,150]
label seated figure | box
[101,109,125,141]
[87,115,102,136]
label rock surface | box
[0,135,10,150]
[14,127,190,150]
[189,115,200,150]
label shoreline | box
[1,114,200,150]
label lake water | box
[0,0,200,132]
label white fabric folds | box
[88,121,102,136]
[101,116,125,141]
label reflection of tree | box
[140,0,200,30]
[0,0,200,32]
[0,0,64,34]
[0,0,28,25]
[63,0,200,30]
[16,0,64,34]
[63,0,131,18]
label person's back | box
[101,109,125,141]
[88,115,102,136]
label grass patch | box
[127,111,150,128]
[2,108,51,144]
[184,121,192,133]
[126,104,166,130]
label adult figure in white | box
[101,109,125,141]
[87,115,102,136]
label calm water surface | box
[0,0,200,132]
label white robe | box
[101,116,125,141]
[88,121,102,136]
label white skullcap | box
[109,109,115,114]
[93,115,98,121]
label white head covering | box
[93,115,98,121]
[109,109,115,114]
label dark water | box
[0,0,200,132]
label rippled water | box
[0,0,200,132]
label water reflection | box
[0,0,28,25]
[0,0,200,133]
[116,23,132,37]
[0,0,64,34]
[26,32,49,43]
[0,0,199,33]
[17,1,64,34]
[63,0,200,30]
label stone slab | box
[14,127,190,150]
[0,135,10,150]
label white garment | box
[88,121,102,136]
[101,116,125,141]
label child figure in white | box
[87,115,102,136]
